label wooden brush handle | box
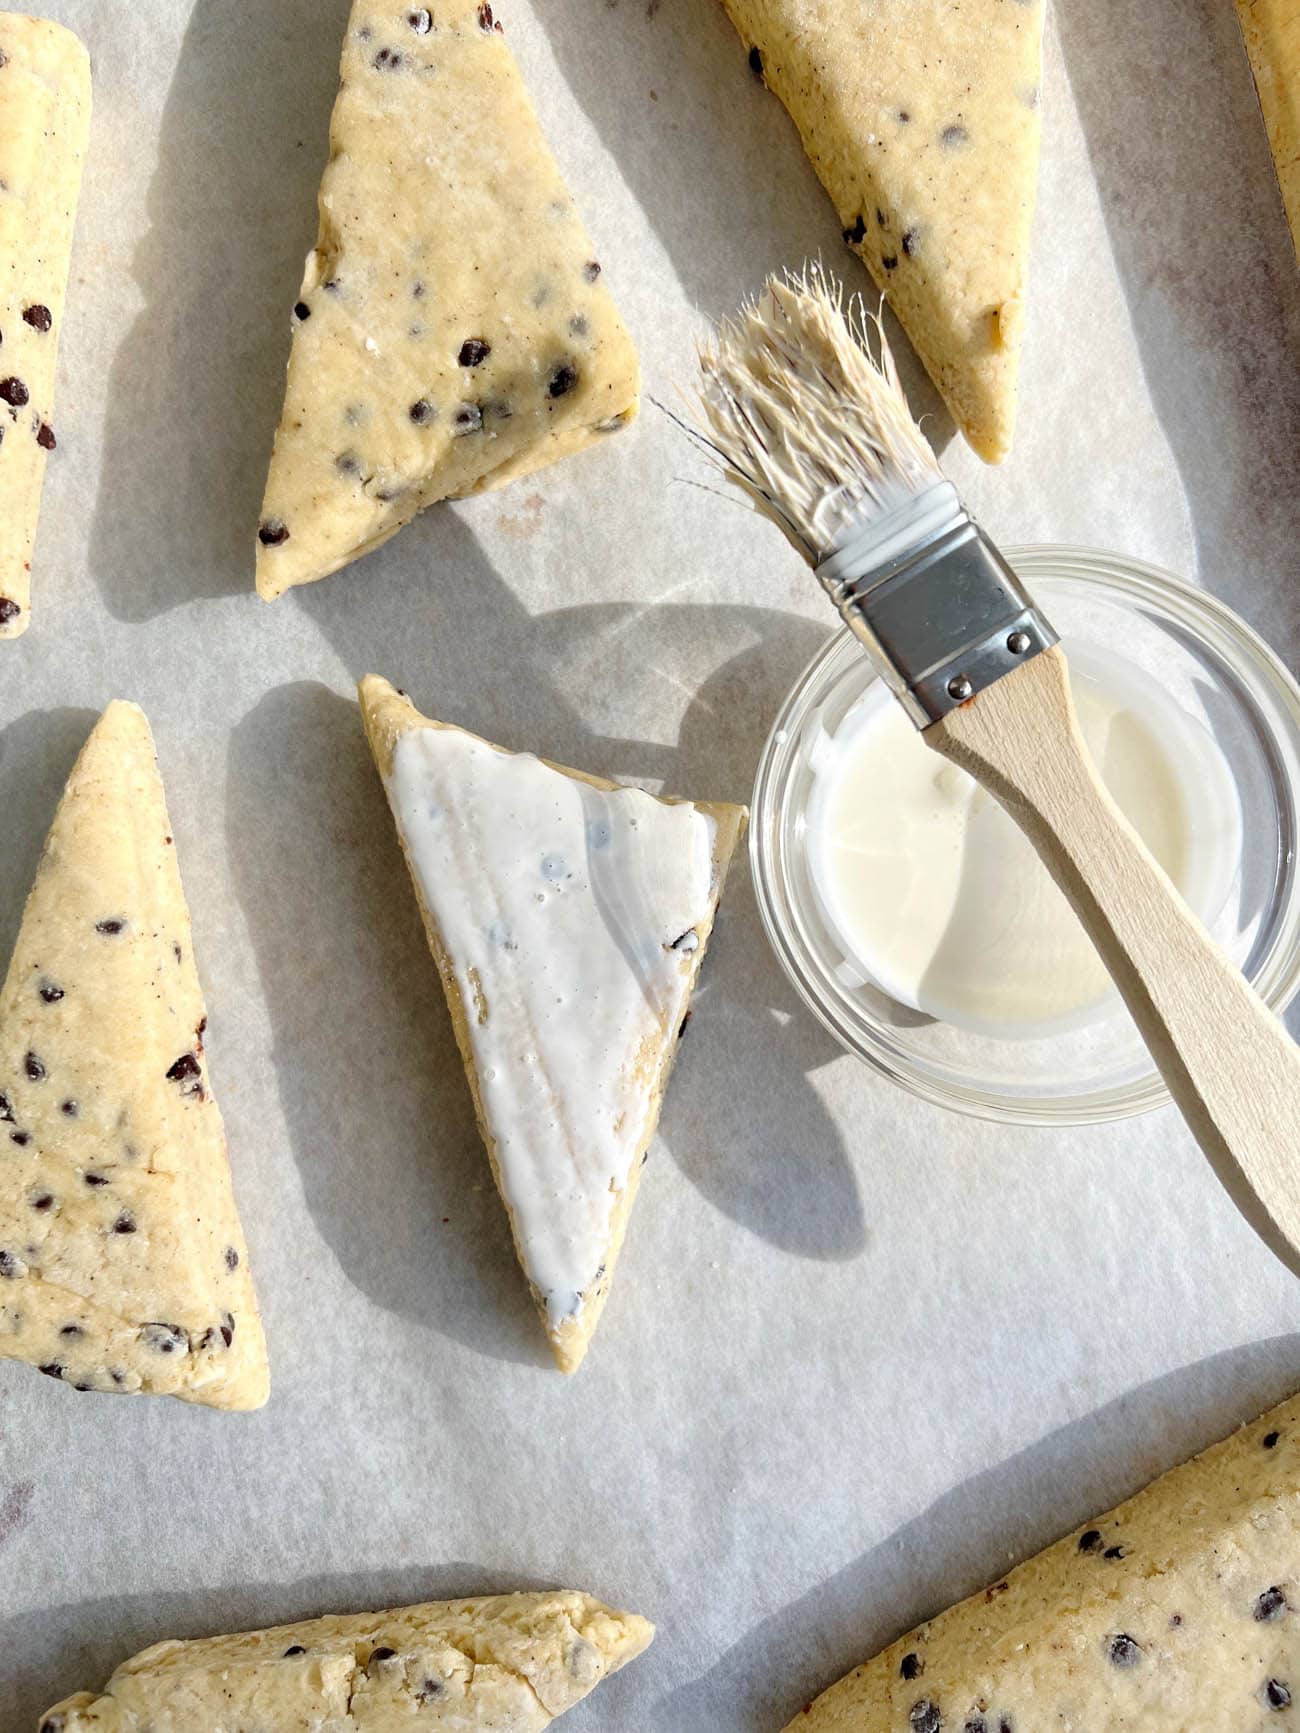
[927,645,1300,1274]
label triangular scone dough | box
[0,703,268,1409]
[720,0,1044,461]
[256,0,640,600]
[360,677,746,1373]
[785,1393,1300,1729]
[0,13,92,639]
[42,1589,654,1730]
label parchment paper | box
[2,2,1300,1727]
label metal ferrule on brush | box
[815,481,1059,728]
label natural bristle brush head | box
[697,264,943,566]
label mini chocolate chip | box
[477,3,496,28]
[38,1362,64,1380]
[900,1653,923,1681]
[453,402,483,434]
[220,1312,235,1346]
[336,451,360,474]
[1104,1546,1126,1560]
[941,123,969,148]
[844,214,867,245]
[112,1212,137,1234]
[258,519,290,547]
[370,1646,398,1668]
[84,1172,109,1187]
[1108,1634,1142,1667]
[418,1678,446,1702]
[96,918,126,935]
[409,397,435,424]
[548,362,579,398]
[1267,1679,1293,1709]
[32,1193,54,1211]
[374,46,404,68]
[903,227,921,255]
[73,1383,93,1392]
[582,261,602,285]
[283,1644,307,1657]
[22,304,53,333]
[458,337,491,366]
[0,598,19,628]
[36,422,55,450]
[910,1704,941,1733]
[748,44,764,78]
[898,109,911,122]
[1264,1430,1281,1448]
[324,278,342,294]
[0,377,29,406]
[408,8,433,31]
[1169,1613,1183,1627]
[1257,1587,1289,1621]
[11,1132,29,1147]
[60,1323,83,1337]
[876,208,888,226]
[679,1009,693,1039]
[0,1250,24,1278]
[139,1322,187,1354]
[225,1245,240,1270]
[293,301,311,320]
[60,1100,77,1118]
[1078,1529,1103,1552]
[882,255,898,270]
[173,942,183,962]
[38,981,64,1003]
[24,1051,45,1081]
[167,1053,201,1084]
[0,1092,11,1122]
[570,311,591,338]
[40,1720,65,1733]
[963,1722,987,1733]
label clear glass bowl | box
[751,546,1300,1125]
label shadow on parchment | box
[2,1564,644,1733]
[538,0,953,441]
[0,707,100,963]
[225,505,866,1363]
[1055,0,1300,651]
[87,0,350,623]
[648,1332,1300,1730]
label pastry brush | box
[696,265,1300,1273]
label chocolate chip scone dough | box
[0,703,268,1409]
[256,0,640,600]
[720,0,1043,462]
[40,1589,653,1730]
[788,1393,1300,1731]
[360,676,746,1374]
[0,13,91,639]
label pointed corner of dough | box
[357,672,423,778]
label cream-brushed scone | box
[39,1589,654,1730]
[256,0,640,600]
[359,676,746,1373]
[789,1393,1300,1730]
[0,703,268,1409]
[0,12,91,638]
[719,0,1044,461]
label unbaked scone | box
[0,703,268,1409]
[0,12,91,638]
[788,1392,1300,1730]
[40,1589,653,1730]
[719,0,1044,461]
[359,676,746,1373]
[256,0,640,600]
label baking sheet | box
[3,0,1300,1726]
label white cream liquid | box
[807,650,1243,1036]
